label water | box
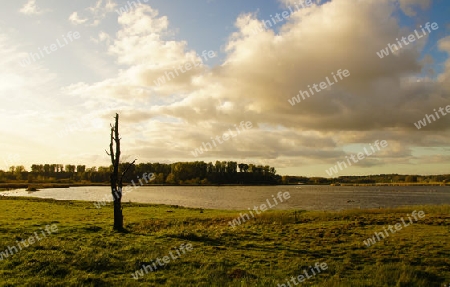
[1,185,449,211]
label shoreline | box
[1,195,449,211]
[1,195,449,213]
[333,182,448,186]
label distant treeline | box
[1,162,281,185]
[2,164,449,186]
[282,174,450,185]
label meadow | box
[0,197,449,286]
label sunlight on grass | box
[0,197,449,286]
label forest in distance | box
[1,161,449,186]
[2,161,281,185]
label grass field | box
[0,197,449,286]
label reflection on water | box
[1,185,449,211]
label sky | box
[1,0,449,177]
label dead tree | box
[106,113,136,231]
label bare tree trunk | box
[107,114,136,231]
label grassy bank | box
[0,197,449,286]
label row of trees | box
[281,174,450,185]
[0,161,281,185]
[29,164,86,173]
[5,166,448,185]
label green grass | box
[0,197,449,286]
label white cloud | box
[88,0,116,15]
[65,4,209,103]
[279,0,322,7]
[69,0,117,26]
[90,31,112,45]
[69,12,88,25]
[7,0,449,174]
[19,0,49,15]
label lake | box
[1,185,449,211]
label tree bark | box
[107,114,135,231]
[109,114,122,230]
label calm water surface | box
[1,185,449,211]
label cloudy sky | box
[1,0,449,177]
